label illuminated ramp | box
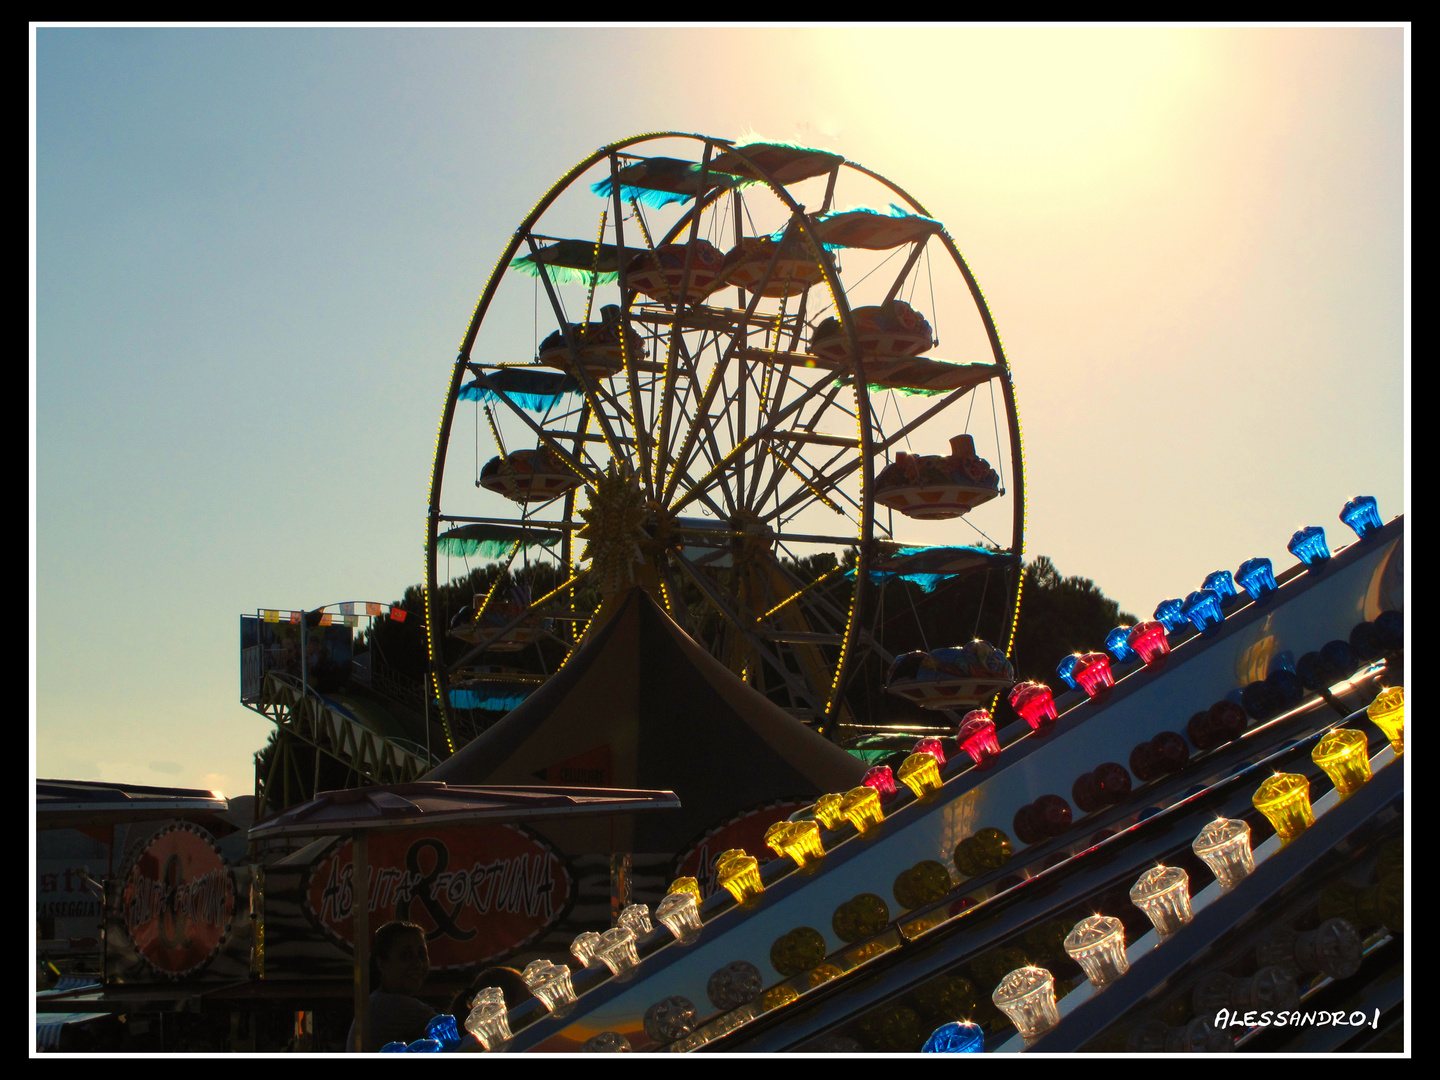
[482,514,1403,1053]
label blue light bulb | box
[1056,653,1081,691]
[1236,557,1276,601]
[381,1042,409,1053]
[425,1014,462,1051]
[1340,496,1382,540]
[405,1038,443,1052]
[1182,590,1224,634]
[1154,598,1186,633]
[1203,570,1237,601]
[1288,526,1331,567]
[922,1020,986,1053]
[1105,625,1136,663]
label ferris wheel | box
[424,132,1026,755]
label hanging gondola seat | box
[720,235,826,297]
[478,446,584,504]
[535,304,645,377]
[885,639,1016,710]
[625,240,726,304]
[448,599,545,651]
[873,434,1000,520]
[809,299,933,364]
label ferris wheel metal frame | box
[423,131,1027,756]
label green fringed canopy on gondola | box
[510,240,625,284]
[437,523,565,559]
[590,156,741,208]
[857,544,1014,593]
[808,205,944,250]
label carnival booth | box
[255,587,864,992]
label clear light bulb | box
[618,902,653,937]
[463,987,511,1050]
[992,966,1060,1040]
[581,1032,631,1052]
[1064,914,1129,988]
[655,889,702,943]
[594,925,639,976]
[643,995,698,1045]
[522,959,577,1014]
[570,930,602,968]
[1130,865,1192,938]
[1192,818,1254,891]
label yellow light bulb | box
[1366,686,1404,754]
[779,820,826,867]
[1253,773,1314,843]
[764,820,796,859]
[1311,728,1372,798]
[840,786,885,834]
[716,850,763,903]
[814,793,846,830]
[667,876,702,906]
[897,752,942,798]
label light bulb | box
[666,876,702,905]
[570,930,602,968]
[594,925,639,976]
[463,987,512,1049]
[618,902,652,937]
[912,737,946,766]
[716,849,764,902]
[1064,914,1129,988]
[921,1020,985,1053]
[1366,686,1404,754]
[581,1032,631,1052]
[1236,557,1277,601]
[1127,621,1170,666]
[1340,495,1383,539]
[1192,818,1254,891]
[1203,569,1238,601]
[522,959,577,1013]
[1007,682,1057,732]
[778,819,826,867]
[840,785,885,834]
[992,966,1060,1040]
[1311,728,1372,798]
[1074,652,1114,698]
[1183,589,1224,634]
[1253,773,1313,843]
[643,995,698,1045]
[814,792,847,830]
[655,889,702,943]
[898,752,942,798]
[1105,625,1135,662]
[863,765,899,803]
[1130,865,1192,938]
[1288,525,1331,567]
[1154,598,1186,633]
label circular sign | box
[121,822,236,979]
[304,823,574,970]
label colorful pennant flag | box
[262,610,280,623]
[389,608,408,623]
[341,602,356,616]
[319,613,332,626]
[289,611,302,624]
[366,602,382,617]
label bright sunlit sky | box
[32,25,1408,798]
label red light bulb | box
[957,714,1000,768]
[863,765,899,803]
[1009,682,1058,732]
[1128,621,1170,666]
[912,737,946,766]
[1074,652,1114,698]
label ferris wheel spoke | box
[671,549,828,717]
[765,378,989,524]
[464,368,600,487]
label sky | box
[32,25,1408,800]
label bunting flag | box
[262,610,280,623]
[366,602,382,617]
[389,608,408,623]
[319,613,333,626]
[289,611,302,624]
[340,602,356,616]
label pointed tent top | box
[427,588,864,853]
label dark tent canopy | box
[426,588,865,854]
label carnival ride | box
[425,132,1025,754]
[455,506,1403,1055]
